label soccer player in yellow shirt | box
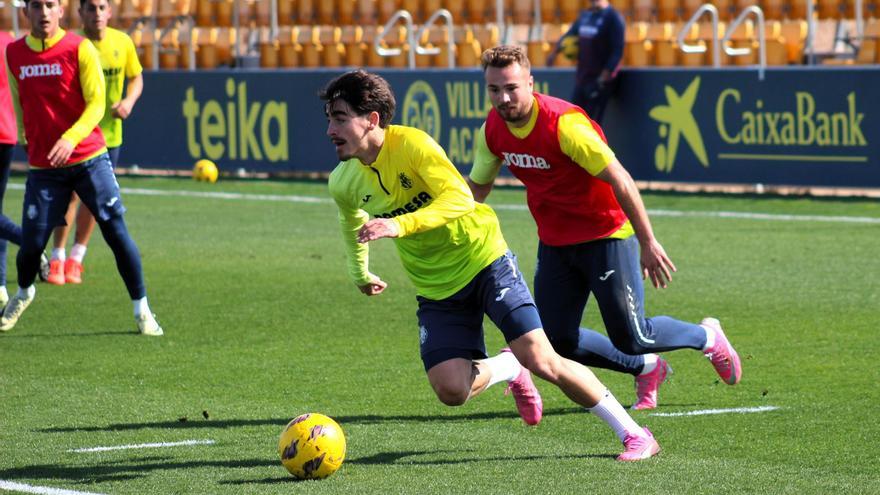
[323,70,660,461]
[46,0,143,286]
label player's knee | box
[433,384,469,406]
[520,351,564,384]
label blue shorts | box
[24,152,126,233]
[416,251,543,371]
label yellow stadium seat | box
[468,0,489,23]
[632,0,654,21]
[338,0,357,24]
[762,0,785,19]
[541,0,559,23]
[318,0,337,24]
[401,0,421,20]
[817,0,842,18]
[214,0,233,27]
[130,25,157,69]
[277,0,294,24]
[627,39,653,65]
[855,39,876,64]
[513,0,534,23]
[455,26,482,67]
[278,26,302,67]
[356,0,377,24]
[297,0,315,24]
[780,19,806,63]
[158,27,181,69]
[559,0,581,23]
[378,0,398,24]
[341,26,367,66]
[657,0,679,22]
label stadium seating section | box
[1,0,877,68]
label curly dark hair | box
[319,70,396,128]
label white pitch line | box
[9,184,879,224]
[649,405,780,417]
[0,480,107,495]
[67,439,215,453]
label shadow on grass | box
[39,407,587,433]
[219,449,615,486]
[0,458,276,484]
[1,449,614,486]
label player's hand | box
[112,99,134,120]
[357,218,399,243]
[357,277,387,296]
[640,239,677,289]
[47,138,74,168]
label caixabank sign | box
[605,68,876,188]
[121,68,878,189]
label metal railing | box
[678,4,721,68]
[413,8,456,69]
[375,9,417,68]
[721,5,766,80]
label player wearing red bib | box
[2,0,161,335]
[469,46,742,410]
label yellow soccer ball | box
[560,34,579,60]
[192,159,219,183]
[278,413,346,480]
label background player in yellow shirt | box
[46,0,143,286]
[323,69,660,461]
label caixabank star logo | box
[648,76,708,173]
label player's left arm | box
[358,135,476,242]
[112,36,143,120]
[559,111,675,289]
[466,123,502,203]
[51,40,105,166]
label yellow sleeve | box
[5,54,25,145]
[558,110,616,176]
[468,123,503,185]
[328,175,374,286]
[392,134,477,237]
[61,40,106,146]
[123,34,143,78]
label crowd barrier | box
[113,66,877,188]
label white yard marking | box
[67,439,215,453]
[0,480,107,495]
[9,184,878,224]
[649,405,780,417]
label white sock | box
[639,354,659,375]
[702,326,716,352]
[17,285,36,299]
[0,285,8,301]
[133,297,151,318]
[481,351,522,388]
[51,248,66,262]
[70,244,88,263]
[589,389,643,442]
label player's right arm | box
[467,123,503,203]
[328,172,387,296]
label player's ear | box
[368,111,380,130]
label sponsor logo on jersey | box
[375,191,432,219]
[18,63,62,80]
[501,152,551,170]
[399,172,413,189]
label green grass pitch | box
[0,176,878,494]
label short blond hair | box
[480,45,531,71]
